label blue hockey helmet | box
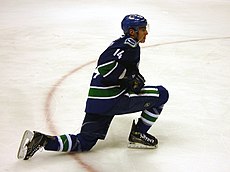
[121,14,148,34]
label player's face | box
[137,27,148,43]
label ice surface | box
[0,0,230,172]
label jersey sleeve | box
[96,60,127,85]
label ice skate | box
[17,130,48,160]
[128,120,158,149]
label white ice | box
[0,0,230,172]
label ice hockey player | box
[17,14,169,160]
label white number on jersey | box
[113,49,124,59]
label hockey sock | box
[136,118,151,134]
[44,136,59,151]
[137,106,163,133]
[45,134,81,152]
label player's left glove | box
[119,73,145,94]
[129,73,145,94]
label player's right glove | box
[119,73,145,94]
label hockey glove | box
[120,73,145,94]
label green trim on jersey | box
[88,86,126,99]
[97,61,117,76]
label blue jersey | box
[85,35,141,114]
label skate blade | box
[128,142,158,149]
[17,130,34,159]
